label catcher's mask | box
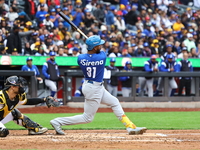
[4,76,28,94]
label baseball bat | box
[59,11,88,39]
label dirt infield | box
[1,130,200,149]
[1,106,199,150]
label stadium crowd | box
[0,0,199,58]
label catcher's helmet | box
[4,76,27,94]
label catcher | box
[0,76,60,137]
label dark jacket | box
[6,32,22,54]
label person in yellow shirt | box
[173,18,184,31]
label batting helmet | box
[86,35,105,51]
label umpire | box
[106,58,119,97]
[176,52,193,96]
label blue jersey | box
[21,65,40,76]
[78,51,106,82]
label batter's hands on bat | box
[45,96,60,108]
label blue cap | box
[125,33,129,37]
[50,51,56,56]
[166,54,173,59]
[172,31,177,34]
[125,61,132,65]
[131,43,136,47]
[110,58,116,62]
[182,47,187,51]
[32,32,38,36]
[86,35,105,50]
[18,11,26,16]
[130,32,136,36]
[143,42,149,47]
[74,40,78,44]
[110,6,116,11]
[166,44,173,48]
[193,32,197,35]
[73,47,79,52]
[51,8,56,12]
[62,7,68,11]
[85,9,91,13]
[26,57,32,61]
[55,5,61,9]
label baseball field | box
[1,106,200,150]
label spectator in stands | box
[183,33,196,53]
[35,4,48,23]
[21,57,43,82]
[42,51,60,97]
[156,0,169,12]
[50,8,60,28]
[119,61,133,97]
[93,2,105,26]
[72,47,80,56]
[115,15,126,32]
[150,39,162,57]
[108,43,121,57]
[105,6,115,26]
[143,42,152,56]
[6,25,22,55]
[120,49,132,57]
[61,7,72,31]
[84,9,95,28]
[177,47,188,59]
[106,58,119,97]
[161,44,176,62]
[35,45,47,56]
[57,47,67,56]
[176,52,193,96]
[24,0,37,20]
[71,6,85,27]
[189,47,198,58]
[172,17,185,32]
[5,6,18,27]
[43,14,54,31]
[124,5,138,31]
[159,54,178,96]
[138,55,159,97]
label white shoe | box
[50,120,65,135]
[28,127,48,135]
[127,127,147,135]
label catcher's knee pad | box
[12,109,40,132]
[11,109,23,120]
[0,128,9,137]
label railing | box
[64,70,200,103]
[0,70,37,97]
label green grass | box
[5,112,200,130]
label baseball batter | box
[50,35,147,135]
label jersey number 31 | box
[86,67,96,78]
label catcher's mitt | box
[45,96,60,108]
